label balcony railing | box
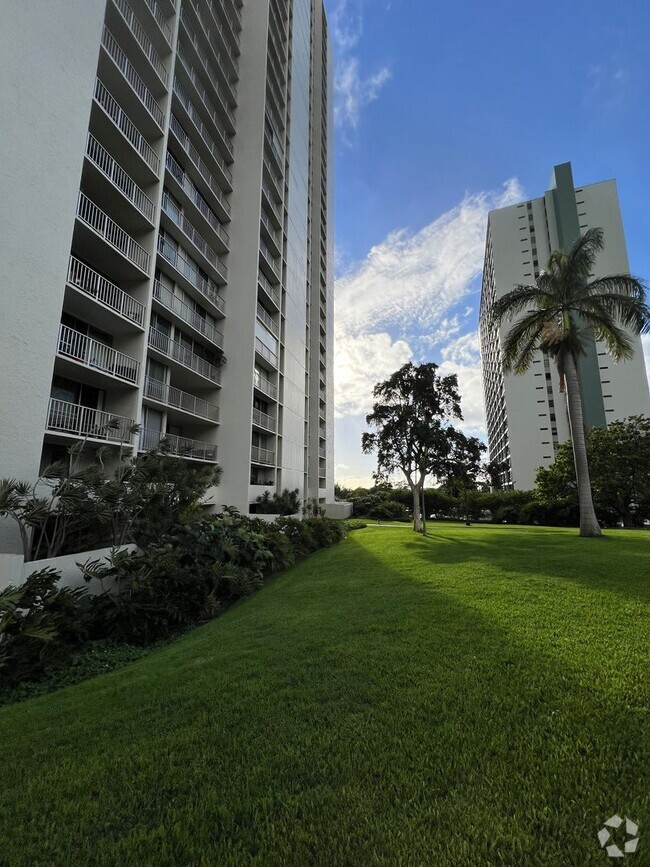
[260,209,281,250]
[112,0,168,85]
[157,235,226,310]
[258,271,280,308]
[319,447,326,459]
[251,445,275,466]
[191,0,240,72]
[101,27,164,128]
[77,192,150,273]
[144,0,172,45]
[67,256,145,326]
[148,326,221,382]
[57,325,140,383]
[93,79,160,175]
[172,79,232,182]
[161,191,225,273]
[165,151,229,244]
[46,399,136,443]
[152,279,223,347]
[253,370,277,400]
[255,337,278,368]
[86,133,155,222]
[259,240,280,281]
[144,376,219,421]
[252,408,276,432]
[169,114,230,213]
[140,428,217,461]
[256,303,279,337]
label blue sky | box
[326,0,650,488]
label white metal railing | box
[157,235,226,309]
[47,399,136,443]
[148,327,221,382]
[165,151,229,244]
[258,271,280,308]
[86,133,155,222]
[101,27,164,127]
[260,209,281,249]
[254,369,277,399]
[255,337,278,367]
[57,325,140,383]
[161,191,224,271]
[172,79,232,181]
[139,428,217,460]
[259,240,280,280]
[251,445,275,466]
[262,180,282,211]
[169,115,230,213]
[112,0,168,84]
[193,0,239,72]
[144,0,172,45]
[179,8,236,124]
[252,408,276,431]
[319,447,326,459]
[263,157,283,197]
[77,192,150,273]
[256,303,278,336]
[152,279,223,346]
[144,376,219,421]
[93,79,160,175]
[67,256,145,326]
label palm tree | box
[491,227,650,537]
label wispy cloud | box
[331,0,391,141]
[334,178,524,432]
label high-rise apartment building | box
[479,163,650,490]
[0,0,334,561]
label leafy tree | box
[491,227,649,537]
[440,433,486,524]
[361,363,463,532]
[255,488,301,515]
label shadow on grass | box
[0,534,647,865]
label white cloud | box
[331,0,392,139]
[334,179,523,432]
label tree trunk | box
[411,484,421,532]
[564,353,602,537]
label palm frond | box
[574,304,635,361]
[564,227,604,280]
[490,284,558,328]
[575,278,650,333]
[501,310,550,373]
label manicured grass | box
[1,525,648,865]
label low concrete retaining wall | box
[324,501,353,519]
[1,545,137,593]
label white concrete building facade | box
[479,163,650,490]
[0,0,334,560]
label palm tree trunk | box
[563,353,602,537]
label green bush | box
[304,517,347,549]
[346,519,368,530]
[0,568,89,685]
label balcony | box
[252,408,276,432]
[260,209,281,254]
[263,156,283,200]
[140,428,217,461]
[256,303,279,337]
[76,192,150,274]
[148,327,221,383]
[169,114,230,215]
[66,256,145,327]
[111,0,168,86]
[261,182,282,227]
[175,48,233,156]
[255,337,278,368]
[161,191,226,278]
[144,0,173,46]
[157,235,226,311]
[258,271,280,310]
[179,7,236,128]
[144,377,219,421]
[46,399,136,444]
[57,324,140,384]
[152,279,224,347]
[93,78,160,176]
[319,447,326,459]
[259,240,280,283]
[85,133,156,223]
[165,151,229,247]
[251,445,275,466]
[172,79,232,185]
[101,27,164,128]
[254,369,277,400]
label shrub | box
[346,519,368,530]
[0,569,89,685]
[255,488,301,515]
[304,517,347,549]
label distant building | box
[479,162,650,490]
[0,0,335,565]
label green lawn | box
[1,525,648,866]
